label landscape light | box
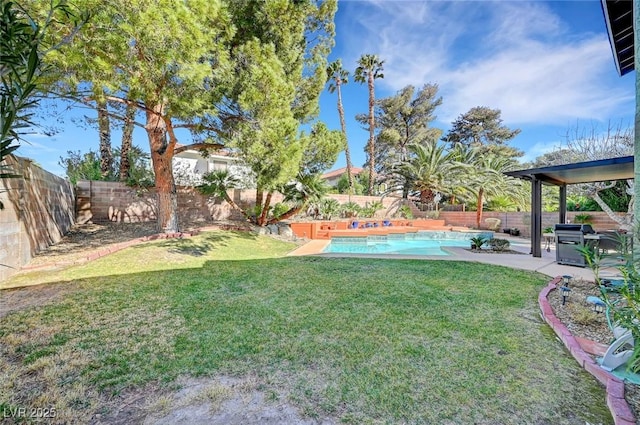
[560,285,571,306]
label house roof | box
[321,166,364,179]
[505,155,634,185]
[601,0,634,76]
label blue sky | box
[16,0,636,177]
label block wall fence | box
[0,156,75,282]
[0,171,628,282]
[78,181,625,239]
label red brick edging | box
[539,277,636,425]
[20,224,250,272]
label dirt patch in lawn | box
[97,375,331,425]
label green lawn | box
[0,231,612,424]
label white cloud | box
[339,0,634,127]
[15,140,60,155]
[519,140,565,164]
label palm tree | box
[464,154,520,229]
[197,170,251,220]
[399,141,460,205]
[354,54,384,195]
[326,60,353,193]
[268,173,329,224]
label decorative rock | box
[278,225,295,239]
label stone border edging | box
[539,277,636,425]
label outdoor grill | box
[555,224,596,267]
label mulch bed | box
[547,277,640,422]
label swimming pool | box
[323,231,494,256]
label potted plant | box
[543,226,554,235]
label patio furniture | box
[484,218,501,231]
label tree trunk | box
[337,83,353,192]
[146,105,179,233]
[593,189,631,230]
[223,193,251,221]
[367,73,375,195]
[267,204,304,225]
[97,98,112,178]
[119,103,136,181]
[476,188,484,229]
[257,192,272,226]
[255,188,264,224]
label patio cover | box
[504,156,634,257]
[601,0,634,76]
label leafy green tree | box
[465,153,521,228]
[259,123,341,225]
[58,150,101,185]
[1,0,83,208]
[30,0,234,233]
[326,59,354,193]
[354,54,384,194]
[270,173,329,224]
[221,0,337,226]
[59,145,153,187]
[374,84,443,196]
[336,172,364,195]
[443,106,522,158]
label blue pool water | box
[323,231,494,256]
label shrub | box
[573,213,593,224]
[397,204,413,219]
[489,238,510,252]
[341,202,361,218]
[319,198,340,220]
[470,236,487,250]
[579,237,640,372]
[426,210,440,219]
[361,201,384,218]
[271,203,290,220]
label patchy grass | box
[0,231,613,424]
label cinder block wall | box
[439,211,626,238]
[76,181,408,224]
[0,156,75,281]
[75,180,628,240]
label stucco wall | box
[0,156,75,281]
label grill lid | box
[554,224,595,234]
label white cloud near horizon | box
[338,0,634,126]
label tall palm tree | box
[326,60,354,193]
[354,54,384,195]
[464,153,520,229]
